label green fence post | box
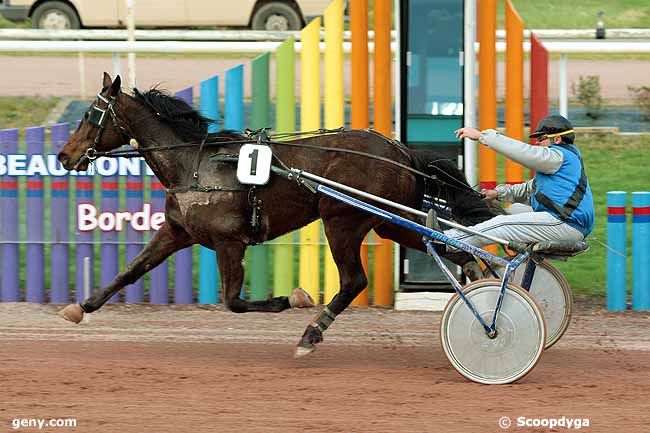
[249,52,271,301]
[273,38,296,297]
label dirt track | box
[1,299,649,433]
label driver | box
[446,115,594,248]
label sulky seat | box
[530,240,589,259]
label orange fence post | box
[505,0,524,185]
[350,0,370,306]
[478,0,497,190]
[372,0,393,306]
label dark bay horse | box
[57,73,498,357]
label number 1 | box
[249,149,259,175]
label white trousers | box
[443,211,584,249]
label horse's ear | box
[108,75,121,97]
[102,72,112,89]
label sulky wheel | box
[440,279,546,385]
[489,261,572,349]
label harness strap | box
[534,144,588,222]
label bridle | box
[74,92,130,171]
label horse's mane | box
[132,88,246,143]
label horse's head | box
[58,72,128,171]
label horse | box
[57,73,499,357]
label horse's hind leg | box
[295,213,374,357]
[59,223,193,323]
[215,241,314,313]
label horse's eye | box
[84,112,89,120]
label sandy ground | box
[0,298,649,433]
[0,55,646,102]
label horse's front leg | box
[59,223,193,323]
[215,241,314,313]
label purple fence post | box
[125,160,144,303]
[149,179,168,304]
[1,128,20,301]
[25,127,45,303]
[99,158,119,302]
[174,87,195,304]
[50,123,70,303]
[75,171,95,303]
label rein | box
[94,129,480,196]
[83,93,480,198]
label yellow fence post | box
[298,18,322,303]
[323,0,344,304]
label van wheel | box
[251,2,302,31]
[32,1,80,30]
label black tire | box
[251,2,302,31]
[31,1,80,30]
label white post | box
[393,0,402,293]
[77,52,86,98]
[559,53,568,118]
[112,52,121,78]
[126,0,136,89]
[463,0,477,186]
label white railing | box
[0,38,647,112]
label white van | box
[0,0,331,30]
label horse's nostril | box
[57,153,69,164]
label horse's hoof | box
[59,304,84,324]
[294,343,316,358]
[289,287,315,308]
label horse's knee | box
[225,297,248,313]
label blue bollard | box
[632,192,650,311]
[607,191,627,311]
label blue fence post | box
[50,123,70,303]
[149,177,168,304]
[198,75,220,304]
[0,128,20,301]
[125,157,144,303]
[607,191,627,311]
[25,126,45,303]
[99,158,120,302]
[632,191,650,311]
[75,167,95,302]
[173,87,196,304]
[225,65,245,300]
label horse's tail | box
[408,149,504,226]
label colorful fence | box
[607,191,650,311]
[0,0,394,306]
[478,0,549,187]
